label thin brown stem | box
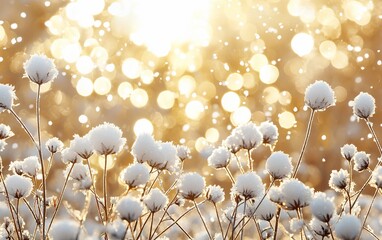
[357,188,379,240]
[293,109,315,178]
[135,212,152,239]
[103,154,109,223]
[15,198,23,239]
[327,222,335,240]
[85,158,103,222]
[273,207,281,240]
[193,200,212,240]
[234,153,244,174]
[224,167,236,184]
[213,203,224,237]
[129,222,136,240]
[23,198,39,225]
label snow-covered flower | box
[290,218,304,234]
[22,156,41,177]
[310,218,330,238]
[131,133,157,163]
[61,148,81,164]
[259,121,279,146]
[144,188,168,212]
[370,166,382,189]
[5,175,33,199]
[9,161,23,175]
[268,186,283,205]
[335,215,361,240]
[207,147,231,169]
[234,122,263,150]
[247,195,276,221]
[120,163,150,189]
[353,92,375,119]
[265,151,292,180]
[116,197,143,222]
[0,124,13,140]
[70,134,94,159]
[49,219,80,240]
[232,172,264,200]
[88,122,126,155]
[45,137,64,154]
[329,169,350,192]
[341,144,357,161]
[353,151,370,172]
[279,179,313,210]
[0,140,6,152]
[0,84,16,111]
[106,219,126,240]
[178,172,205,200]
[310,192,335,222]
[177,145,191,161]
[148,141,179,172]
[222,133,242,154]
[206,185,225,204]
[65,163,92,190]
[304,80,335,111]
[23,54,58,85]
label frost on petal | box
[259,121,279,146]
[45,137,64,153]
[0,124,13,140]
[207,146,231,169]
[119,163,150,189]
[353,151,370,172]
[23,54,58,85]
[353,92,375,119]
[0,84,16,111]
[22,156,41,177]
[70,134,94,159]
[329,169,350,192]
[340,144,357,161]
[178,172,205,200]
[335,215,361,240]
[131,133,157,163]
[88,122,126,155]
[5,175,33,199]
[143,188,168,212]
[279,179,313,210]
[304,80,336,111]
[232,172,264,200]
[265,151,292,180]
[116,197,143,222]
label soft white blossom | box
[61,147,81,164]
[120,163,150,189]
[329,169,350,192]
[49,219,80,240]
[290,218,304,234]
[116,197,143,222]
[207,147,231,169]
[206,185,225,204]
[65,163,92,190]
[148,141,179,172]
[177,145,191,161]
[370,166,382,189]
[265,151,292,180]
[353,92,375,119]
[0,124,13,140]
[106,219,126,240]
[234,122,263,150]
[259,121,279,146]
[88,122,126,155]
[222,133,242,154]
[353,151,370,172]
[9,160,23,175]
[24,54,58,85]
[304,80,335,111]
[5,175,33,199]
[247,195,276,221]
[341,144,357,161]
[335,215,361,240]
[310,192,335,222]
[279,179,313,210]
[178,172,205,200]
[310,218,330,238]
[45,137,64,153]
[22,156,41,177]
[232,172,264,199]
[0,84,16,111]
[144,188,168,212]
[131,133,157,163]
[70,134,93,159]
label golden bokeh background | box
[1,0,382,191]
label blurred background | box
[1,0,382,192]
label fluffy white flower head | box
[45,137,64,153]
[304,80,335,111]
[234,122,263,150]
[353,92,375,119]
[149,141,179,172]
[119,163,150,189]
[0,84,16,111]
[310,218,330,238]
[116,197,143,222]
[370,166,382,189]
[23,54,58,85]
[178,172,205,200]
[353,151,370,172]
[144,188,168,212]
[0,124,13,140]
[340,144,357,161]
[310,192,335,222]
[232,172,264,199]
[5,175,33,199]
[49,219,80,240]
[259,121,279,146]
[61,148,81,164]
[279,179,313,210]
[88,122,126,155]
[22,156,41,177]
[207,147,231,169]
[206,185,225,204]
[265,151,292,180]
[70,134,94,159]
[329,169,349,192]
[222,133,242,153]
[248,195,276,221]
[177,145,191,161]
[335,215,361,240]
[131,133,156,163]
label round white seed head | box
[22,156,41,177]
[340,144,357,161]
[370,166,382,189]
[0,124,13,140]
[23,54,58,85]
[61,148,81,164]
[49,219,80,240]
[279,179,313,210]
[259,121,279,146]
[5,175,33,199]
[45,137,64,154]
[70,134,94,159]
[232,172,264,200]
[265,151,292,180]
[88,122,126,155]
[206,185,225,204]
[353,151,370,172]
[207,146,231,169]
[143,188,168,212]
[120,163,150,189]
[310,192,335,222]
[116,197,143,222]
[329,169,349,192]
[335,215,361,240]
[352,92,375,119]
[0,84,16,111]
[304,80,335,111]
[178,172,205,200]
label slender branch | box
[366,119,382,158]
[293,109,315,178]
[224,167,236,184]
[234,153,244,174]
[23,198,39,225]
[213,203,224,237]
[164,212,192,239]
[129,222,136,240]
[273,207,281,240]
[357,188,379,240]
[46,162,75,234]
[135,212,152,239]
[15,198,23,239]
[103,154,109,223]
[85,158,103,222]
[193,200,212,240]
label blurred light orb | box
[122,58,142,79]
[185,100,204,120]
[130,88,149,108]
[118,82,133,100]
[195,137,209,153]
[178,75,196,96]
[94,77,111,95]
[344,1,371,26]
[221,92,241,112]
[291,33,314,57]
[231,106,251,126]
[134,118,154,136]
[140,69,154,84]
[98,155,114,170]
[331,51,349,69]
[157,90,175,110]
[259,65,279,84]
[62,42,82,63]
[263,87,280,104]
[278,111,296,129]
[319,40,337,60]
[79,114,88,124]
[76,77,93,97]
[226,73,243,90]
[249,53,268,72]
[205,128,219,143]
